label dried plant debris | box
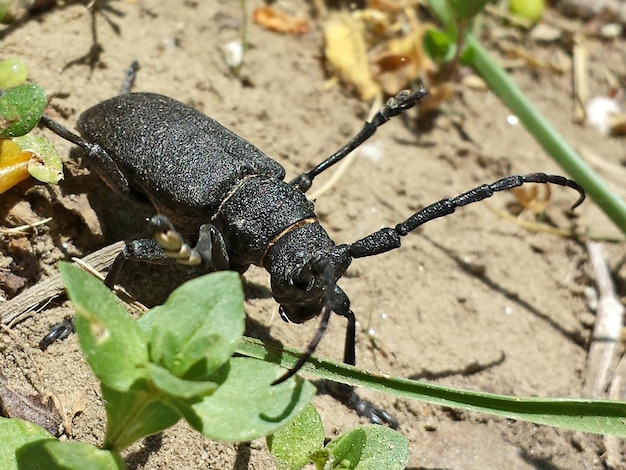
[253,6,310,34]
[0,369,64,436]
[323,5,436,101]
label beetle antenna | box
[272,258,339,385]
[348,173,585,261]
[290,87,428,192]
[271,304,332,385]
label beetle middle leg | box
[104,216,231,287]
[150,215,230,269]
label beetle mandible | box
[41,87,585,427]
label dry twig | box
[583,241,624,399]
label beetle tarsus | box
[39,318,75,351]
[329,382,399,429]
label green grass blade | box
[238,337,626,436]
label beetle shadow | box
[407,351,506,381]
[419,233,584,346]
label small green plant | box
[0,57,62,193]
[423,0,626,236]
[267,404,409,470]
[0,265,315,468]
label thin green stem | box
[238,337,626,437]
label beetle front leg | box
[330,307,399,429]
[41,115,130,194]
[150,215,230,270]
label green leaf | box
[16,440,124,470]
[13,134,63,184]
[59,263,149,391]
[325,426,409,470]
[0,58,28,89]
[146,362,217,399]
[149,271,245,379]
[422,28,456,63]
[0,84,46,137]
[448,0,493,22]
[238,337,626,436]
[101,384,181,452]
[136,307,156,332]
[181,357,315,442]
[0,417,54,470]
[267,404,324,470]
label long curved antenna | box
[289,88,428,193]
[348,173,585,260]
[271,305,333,385]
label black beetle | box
[41,88,585,427]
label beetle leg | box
[196,223,230,271]
[348,173,585,260]
[329,307,399,429]
[103,218,231,287]
[327,381,399,429]
[120,60,139,95]
[39,318,75,350]
[150,215,230,270]
[41,115,130,194]
[105,238,173,287]
[289,88,428,193]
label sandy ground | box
[1,1,626,468]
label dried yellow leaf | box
[324,14,380,100]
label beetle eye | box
[278,306,292,323]
[289,275,314,291]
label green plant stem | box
[238,337,626,437]
[466,34,626,235]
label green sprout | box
[0,266,314,468]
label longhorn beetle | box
[41,87,585,427]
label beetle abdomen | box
[77,93,286,219]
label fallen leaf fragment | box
[0,369,64,436]
[369,28,434,95]
[0,138,31,193]
[253,6,309,35]
[14,134,64,184]
[324,14,380,100]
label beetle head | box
[269,245,352,386]
[271,245,351,324]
